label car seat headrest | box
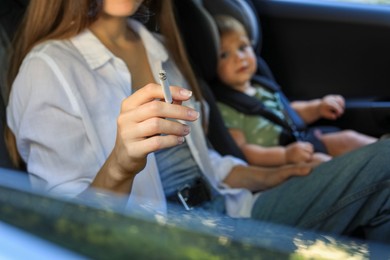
[174,0,262,83]
[174,0,220,82]
[203,0,261,50]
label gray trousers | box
[252,139,390,244]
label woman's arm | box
[8,56,197,197]
[223,163,313,192]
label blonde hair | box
[5,0,203,168]
[214,15,248,38]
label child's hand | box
[285,141,314,164]
[319,95,345,120]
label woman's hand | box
[311,152,332,164]
[224,163,314,192]
[92,83,199,193]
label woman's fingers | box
[113,83,199,170]
[123,117,191,140]
[263,163,313,189]
[122,83,193,110]
[122,99,199,124]
[282,163,312,177]
[125,135,187,158]
[115,119,190,167]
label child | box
[213,15,377,167]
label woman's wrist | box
[92,154,136,194]
[282,147,288,164]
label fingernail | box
[180,89,192,97]
[178,137,185,144]
[183,125,190,135]
[188,110,200,119]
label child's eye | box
[239,43,249,51]
[219,52,228,59]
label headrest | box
[174,0,262,83]
[174,0,220,82]
[203,0,261,50]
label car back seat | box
[0,0,27,169]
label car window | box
[2,168,389,259]
[325,0,390,4]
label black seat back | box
[0,92,13,168]
[0,24,14,169]
[0,0,27,169]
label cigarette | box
[158,70,172,103]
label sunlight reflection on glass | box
[293,235,369,259]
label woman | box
[6,0,390,243]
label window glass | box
[321,0,390,4]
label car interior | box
[253,0,390,137]
[174,0,312,157]
[1,0,390,257]
[174,0,390,158]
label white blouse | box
[7,19,256,217]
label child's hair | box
[213,15,248,38]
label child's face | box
[217,30,257,90]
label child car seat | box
[205,0,344,153]
[203,0,277,81]
[175,0,339,154]
[203,0,308,140]
[173,0,305,157]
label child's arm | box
[290,95,345,124]
[228,128,316,166]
